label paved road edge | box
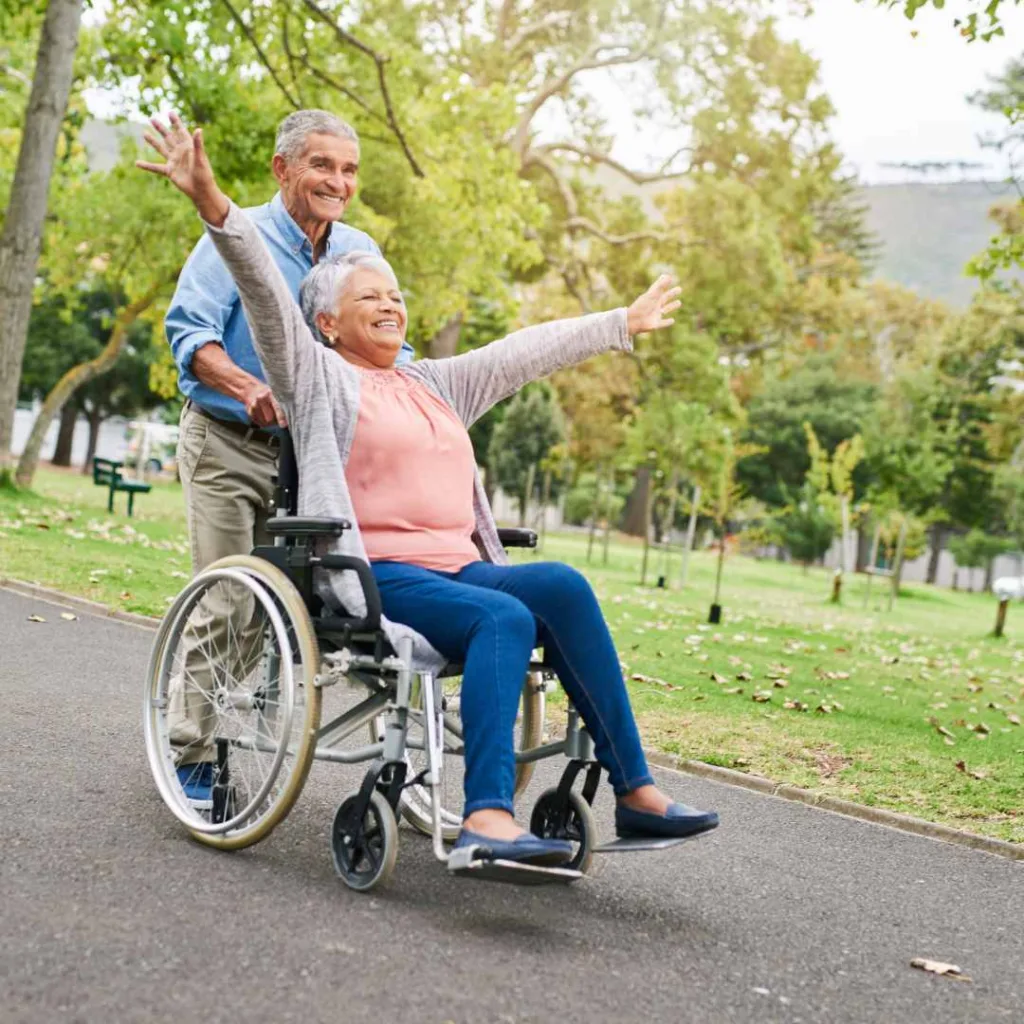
[4,575,1021,864]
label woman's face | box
[331,268,408,369]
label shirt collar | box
[269,191,334,257]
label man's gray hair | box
[274,109,359,162]
[300,251,400,346]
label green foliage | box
[992,463,1024,548]
[774,481,836,566]
[20,282,162,427]
[563,470,627,527]
[738,354,878,508]
[487,383,567,517]
[948,528,1014,571]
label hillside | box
[860,181,1020,307]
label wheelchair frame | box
[147,433,691,890]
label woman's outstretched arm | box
[137,114,318,406]
[419,277,681,427]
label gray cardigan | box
[204,202,632,670]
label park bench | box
[92,457,151,517]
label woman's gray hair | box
[300,251,400,346]
[274,110,359,162]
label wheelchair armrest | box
[497,528,537,549]
[266,516,352,538]
[314,553,382,632]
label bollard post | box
[994,598,1009,638]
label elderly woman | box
[139,115,719,867]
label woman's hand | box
[136,113,230,227]
[626,274,682,336]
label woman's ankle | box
[463,808,525,839]
[617,784,672,815]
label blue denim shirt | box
[165,191,414,423]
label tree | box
[19,284,162,470]
[14,157,192,487]
[0,0,84,477]
[488,384,566,526]
[949,529,1014,592]
[738,353,878,508]
[774,481,836,569]
[94,0,544,355]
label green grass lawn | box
[3,467,1023,842]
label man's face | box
[273,133,360,228]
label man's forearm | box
[190,342,259,402]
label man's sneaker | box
[176,762,215,808]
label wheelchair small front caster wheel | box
[331,790,398,892]
[530,788,595,876]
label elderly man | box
[164,109,413,799]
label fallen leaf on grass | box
[910,958,971,982]
[772,678,789,689]
[1008,713,1021,726]
[59,612,77,622]
[722,687,744,695]
[736,671,753,682]
[783,700,809,712]
[27,614,46,623]
[954,760,988,780]
[752,690,773,703]
[711,672,729,684]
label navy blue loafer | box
[454,828,573,867]
[615,802,719,840]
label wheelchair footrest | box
[593,835,696,853]
[447,845,581,886]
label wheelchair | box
[144,433,691,891]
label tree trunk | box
[15,281,168,487]
[621,466,651,537]
[925,523,946,584]
[984,557,996,593]
[427,312,463,359]
[51,403,78,467]
[0,0,85,475]
[517,462,535,528]
[82,404,104,471]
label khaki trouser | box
[169,402,278,766]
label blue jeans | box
[371,560,655,816]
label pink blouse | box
[346,367,481,572]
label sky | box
[779,2,1024,183]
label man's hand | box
[136,112,230,227]
[243,382,288,429]
[626,275,682,336]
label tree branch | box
[522,150,579,217]
[218,0,300,110]
[564,216,687,247]
[295,47,389,126]
[506,12,572,53]
[300,0,425,177]
[537,142,691,184]
[512,44,655,158]
[281,10,307,107]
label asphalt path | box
[1,586,1021,1024]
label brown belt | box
[190,401,280,448]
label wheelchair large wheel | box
[144,555,322,851]
[397,669,545,841]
